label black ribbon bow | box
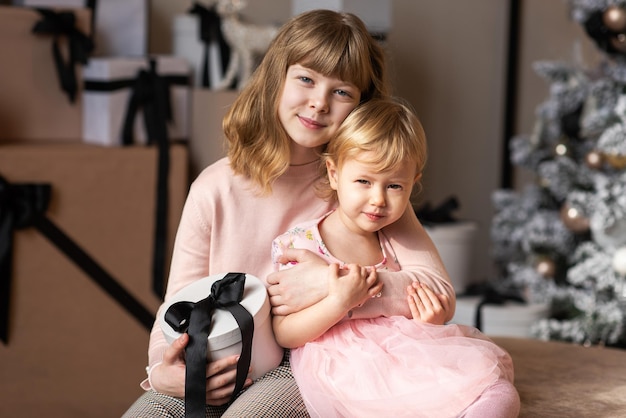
[165,273,254,417]
[32,8,94,103]
[121,59,174,146]
[188,2,231,88]
[0,175,153,345]
[414,196,460,225]
[0,177,51,344]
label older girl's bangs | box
[295,32,371,92]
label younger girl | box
[272,98,520,418]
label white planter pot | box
[425,221,477,294]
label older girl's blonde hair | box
[223,9,390,194]
[317,97,428,202]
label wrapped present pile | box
[0,1,273,416]
[0,0,276,417]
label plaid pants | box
[122,352,309,418]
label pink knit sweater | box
[142,157,454,388]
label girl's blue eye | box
[388,184,402,190]
[336,89,351,97]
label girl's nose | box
[309,91,329,113]
[370,188,386,207]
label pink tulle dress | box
[272,213,514,418]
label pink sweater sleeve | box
[141,190,213,388]
[349,206,457,322]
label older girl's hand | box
[150,333,252,405]
[267,248,329,316]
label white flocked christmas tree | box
[490,0,626,347]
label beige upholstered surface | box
[491,337,626,418]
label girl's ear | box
[326,159,339,190]
[414,172,422,183]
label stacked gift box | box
[450,295,550,338]
[0,1,240,415]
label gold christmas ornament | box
[585,150,604,169]
[604,152,626,169]
[610,33,626,53]
[603,5,626,33]
[560,204,590,233]
[535,256,556,278]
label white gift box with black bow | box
[13,0,147,57]
[451,296,550,338]
[82,56,190,146]
[159,273,284,382]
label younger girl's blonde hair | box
[317,97,428,202]
[223,9,390,194]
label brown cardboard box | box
[0,143,188,417]
[0,6,91,142]
[189,88,239,180]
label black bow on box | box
[0,177,51,344]
[188,2,231,88]
[165,273,254,417]
[414,196,460,226]
[0,175,153,345]
[32,8,94,103]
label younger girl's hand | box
[407,281,450,325]
[331,263,382,309]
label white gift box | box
[292,0,391,34]
[451,296,549,338]
[13,0,147,57]
[173,14,226,89]
[159,273,284,381]
[425,221,477,294]
[82,56,190,147]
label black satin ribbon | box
[85,0,97,44]
[473,287,525,331]
[32,8,94,103]
[0,177,51,344]
[84,60,190,299]
[188,2,231,88]
[0,175,154,345]
[165,273,254,417]
[414,196,460,225]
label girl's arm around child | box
[268,207,456,322]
